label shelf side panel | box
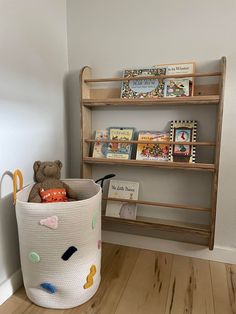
[209,56,226,250]
[80,66,92,178]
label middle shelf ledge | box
[85,139,216,146]
[83,157,216,172]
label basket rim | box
[16,179,101,208]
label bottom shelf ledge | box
[102,215,210,237]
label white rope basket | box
[15,179,101,309]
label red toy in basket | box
[40,188,68,203]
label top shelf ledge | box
[84,72,221,83]
[82,95,220,107]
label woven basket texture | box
[16,179,101,309]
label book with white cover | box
[92,130,108,158]
[105,180,139,220]
[156,62,195,97]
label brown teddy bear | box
[28,160,78,203]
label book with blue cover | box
[92,130,108,158]
[106,127,135,159]
[121,68,166,99]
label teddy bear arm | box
[28,183,42,203]
[63,182,78,200]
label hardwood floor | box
[0,243,235,314]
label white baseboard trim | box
[102,231,236,264]
[0,269,23,305]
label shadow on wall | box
[0,171,20,282]
[63,70,81,178]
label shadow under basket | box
[15,179,102,309]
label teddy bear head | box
[33,160,62,183]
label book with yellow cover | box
[136,131,170,161]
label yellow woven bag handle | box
[13,169,23,205]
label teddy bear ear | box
[33,161,41,172]
[54,160,63,169]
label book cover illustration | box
[136,131,170,161]
[106,127,134,159]
[105,180,139,220]
[92,130,108,158]
[164,79,190,97]
[121,68,166,99]
[169,120,197,163]
[156,62,195,97]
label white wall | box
[66,0,236,261]
[0,0,68,303]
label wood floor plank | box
[226,264,236,313]
[114,249,173,314]
[191,258,215,314]
[210,261,233,314]
[165,255,214,314]
[0,287,31,314]
[100,242,120,273]
[24,304,65,314]
[67,244,140,314]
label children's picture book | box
[105,180,139,220]
[106,127,134,159]
[164,79,190,97]
[156,62,195,97]
[92,130,108,158]
[169,120,197,163]
[136,131,170,161]
[120,67,166,99]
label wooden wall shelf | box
[83,157,215,172]
[80,57,226,250]
[82,95,220,107]
[85,139,216,146]
[84,71,221,83]
[102,215,210,237]
[102,197,211,212]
